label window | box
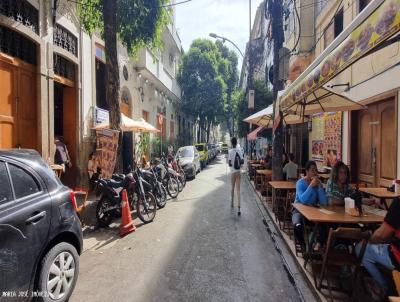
[8,164,40,199]
[334,9,344,38]
[359,0,373,12]
[0,162,13,204]
[323,8,343,49]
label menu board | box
[96,129,120,178]
[324,112,342,167]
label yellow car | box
[195,143,208,169]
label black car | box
[0,149,83,302]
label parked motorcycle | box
[154,157,180,198]
[95,167,157,227]
[140,166,168,209]
[171,157,186,189]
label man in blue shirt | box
[292,160,327,249]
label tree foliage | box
[178,39,238,141]
[78,0,171,55]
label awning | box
[93,113,160,133]
[247,126,263,141]
[243,104,307,127]
[279,0,400,113]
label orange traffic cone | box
[119,189,136,237]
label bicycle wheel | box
[137,192,157,223]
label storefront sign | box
[95,107,109,124]
[280,0,400,110]
[96,129,119,178]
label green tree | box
[178,39,238,142]
[78,0,170,130]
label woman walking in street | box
[228,137,244,216]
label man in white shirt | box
[228,137,244,216]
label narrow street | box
[70,156,304,302]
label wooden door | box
[0,61,17,149]
[357,98,396,187]
[63,86,76,166]
[121,102,130,116]
[376,99,396,187]
[357,107,375,186]
[18,68,37,149]
[0,60,37,150]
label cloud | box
[176,0,264,65]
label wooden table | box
[50,164,64,178]
[255,170,272,193]
[318,173,330,182]
[249,163,263,180]
[293,203,384,270]
[269,181,297,230]
[359,187,400,210]
[389,297,400,302]
[293,203,384,224]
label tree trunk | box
[103,0,121,130]
[271,0,284,180]
[103,0,122,171]
[206,121,211,143]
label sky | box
[175,0,264,66]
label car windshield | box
[196,145,204,152]
[177,148,193,158]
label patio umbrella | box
[135,118,160,133]
[281,86,365,117]
[243,104,306,127]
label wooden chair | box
[394,270,400,296]
[315,227,370,301]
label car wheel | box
[37,242,79,302]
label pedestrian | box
[228,137,244,216]
[87,152,100,190]
[54,136,72,174]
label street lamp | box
[209,33,244,58]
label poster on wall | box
[96,129,120,178]
[324,112,342,167]
[311,140,325,161]
[311,114,325,161]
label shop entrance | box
[54,81,77,187]
[0,57,37,150]
[352,97,396,187]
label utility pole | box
[270,0,284,180]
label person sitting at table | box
[357,198,400,299]
[283,153,298,180]
[264,147,273,170]
[326,161,375,206]
[292,160,327,250]
[282,152,289,168]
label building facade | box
[0,0,190,187]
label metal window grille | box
[0,0,39,34]
[53,23,77,57]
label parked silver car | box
[176,146,201,179]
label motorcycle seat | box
[104,178,125,189]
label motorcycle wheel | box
[96,197,114,227]
[155,184,167,208]
[177,177,183,192]
[167,178,179,198]
[180,173,186,187]
[137,192,157,223]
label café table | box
[249,163,263,180]
[255,169,272,193]
[292,203,384,269]
[358,187,400,210]
[389,297,400,302]
[269,181,297,230]
[318,173,330,183]
[50,164,64,178]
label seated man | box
[358,198,400,297]
[283,153,298,180]
[292,160,327,249]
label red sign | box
[158,113,164,126]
